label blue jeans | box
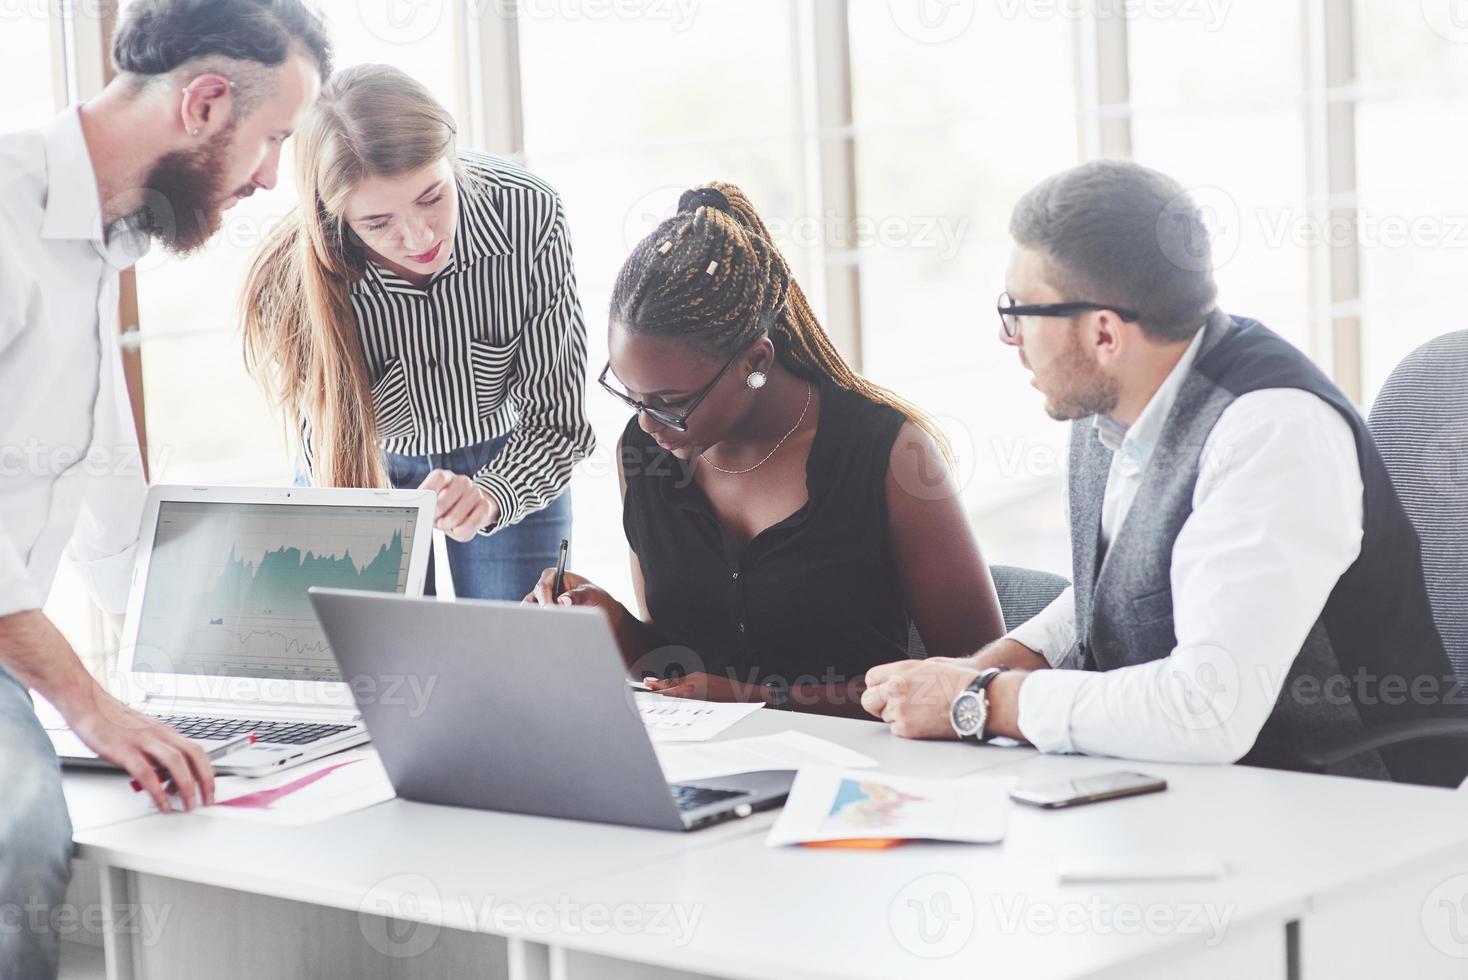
[0,668,73,979]
[386,433,572,601]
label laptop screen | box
[131,500,421,682]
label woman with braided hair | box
[526,183,1004,717]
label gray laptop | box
[308,588,794,832]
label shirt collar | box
[1093,325,1207,468]
[41,105,104,243]
[41,105,152,269]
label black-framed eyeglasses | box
[598,346,745,433]
[997,291,1142,339]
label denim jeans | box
[386,433,572,601]
[0,668,73,979]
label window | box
[1354,1,1468,403]
[0,6,59,133]
[1128,4,1313,355]
[518,3,810,596]
[848,4,1080,574]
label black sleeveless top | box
[622,377,909,688]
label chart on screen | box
[132,501,419,681]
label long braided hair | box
[611,182,954,467]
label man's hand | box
[862,659,979,739]
[644,673,766,704]
[864,658,1031,741]
[63,684,215,812]
[0,609,215,812]
[420,470,500,542]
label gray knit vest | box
[1064,311,1466,786]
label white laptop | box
[47,484,435,776]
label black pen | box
[553,538,569,598]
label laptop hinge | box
[141,694,361,722]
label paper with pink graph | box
[201,748,395,825]
[766,768,1014,846]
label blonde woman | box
[242,64,593,600]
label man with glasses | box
[0,2,329,974]
[863,160,1467,788]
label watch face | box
[951,692,987,737]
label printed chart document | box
[655,731,878,784]
[636,694,764,742]
[201,748,395,825]
[767,767,1014,847]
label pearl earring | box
[746,371,767,390]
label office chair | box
[1290,330,1468,781]
[907,564,1070,659]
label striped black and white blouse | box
[302,151,595,530]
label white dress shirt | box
[0,106,151,618]
[1008,328,1366,764]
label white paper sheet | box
[766,767,1013,846]
[655,731,878,784]
[636,695,765,742]
[199,747,395,825]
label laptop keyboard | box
[670,783,749,811]
[154,714,356,746]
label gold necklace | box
[700,383,813,476]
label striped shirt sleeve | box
[470,196,595,531]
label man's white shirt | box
[1009,328,1367,764]
[0,106,151,618]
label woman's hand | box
[523,567,625,616]
[419,469,500,543]
[644,673,767,704]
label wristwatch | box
[950,667,1008,743]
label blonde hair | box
[611,181,954,467]
[241,63,458,488]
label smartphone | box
[1010,771,1167,809]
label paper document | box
[767,768,1013,846]
[637,695,764,741]
[655,731,878,784]
[201,747,395,825]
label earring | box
[189,128,200,137]
[746,371,767,390]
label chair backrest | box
[1367,330,1468,683]
[907,564,1070,659]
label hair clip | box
[657,240,673,255]
[705,260,719,276]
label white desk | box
[60,708,1468,980]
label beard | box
[132,120,243,255]
[1040,335,1120,421]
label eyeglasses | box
[598,346,746,433]
[997,291,1142,339]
